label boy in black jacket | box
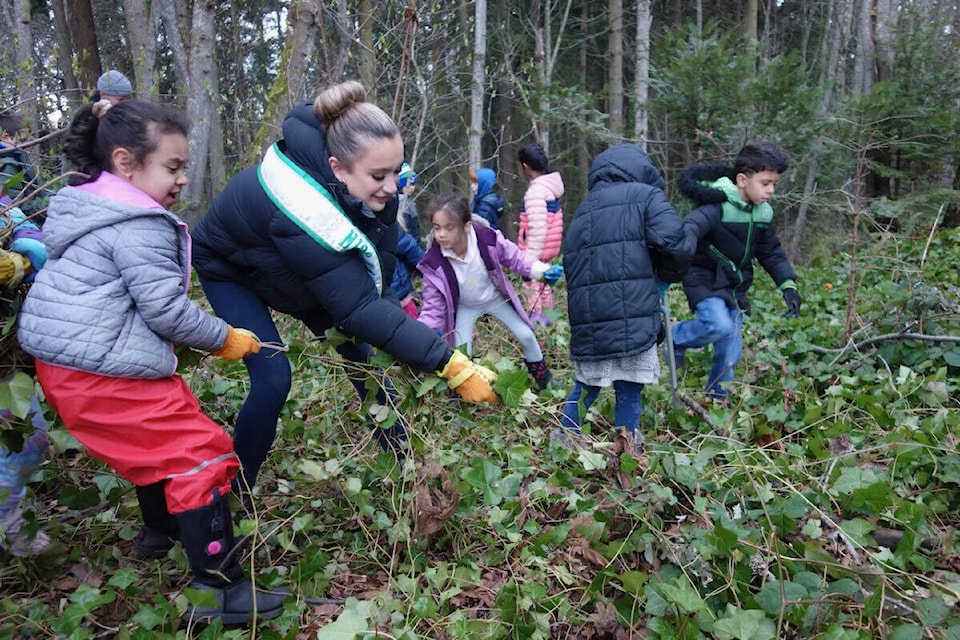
[670,141,801,399]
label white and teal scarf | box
[258,142,384,294]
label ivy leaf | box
[916,596,950,627]
[318,598,371,639]
[495,370,530,408]
[829,467,881,496]
[712,606,776,640]
[755,580,807,614]
[657,578,705,614]
[618,571,649,595]
[577,449,606,472]
[890,624,924,640]
[299,459,329,482]
[0,371,35,419]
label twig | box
[258,341,290,352]
[677,392,725,435]
[919,203,944,269]
[302,596,347,606]
[810,332,960,355]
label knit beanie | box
[97,70,133,98]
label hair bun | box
[313,80,367,127]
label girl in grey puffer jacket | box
[17,100,283,625]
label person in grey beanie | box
[95,70,134,105]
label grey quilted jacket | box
[18,184,228,379]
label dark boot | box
[134,482,178,558]
[526,360,556,391]
[176,491,287,624]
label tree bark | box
[633,0,652,149]
[182,0,220,226]
[156,0,190,98]
[259,0,318,153]
[122,0,156,97]
[607,0,624,137]
[10,0,39,127]
[745,0,758,71]
[358,0,376,95]
[66,0,103,92]
[469,0,486,170]
[49,0,81,108]
[852,0,874,94]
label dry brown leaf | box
[413,458,460,537]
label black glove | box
[782,288,802,318]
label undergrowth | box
[1,228,959,639]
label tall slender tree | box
[608,0,624,136]
[469,0,487,170]
[634,0,652,149]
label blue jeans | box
[200,278,396,488]
[560,380,644,436]
[671,296,743,397]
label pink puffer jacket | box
[518,171,564,261]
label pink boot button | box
[206,540,222,555]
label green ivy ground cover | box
[1,229,958,639]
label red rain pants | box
[36,361,238,514]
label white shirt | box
[440,226,500,308]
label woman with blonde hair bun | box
[191,81,498,497]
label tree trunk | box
[122,0,156,97]
[745,0,758,70]
[358,0,376,95]
[789,0,851,258]
[10,0,39,127]
[577,0,592,190]
[469,0,486,170]
[873,0,898,82]
[633,0,652,149]
[182,0,220,226]
[66,0,103,92]
[852,0,873,94]
[607,0,624,137]
[156,0,190,98]
[259,0,318,154]
[49,0,81,108]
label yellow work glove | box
[0,249,31,288]
[214,326,261,361]
[437,350,500,403]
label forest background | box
[2,1,960,639]
[3,0,960,253]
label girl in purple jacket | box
[417,194,563,390]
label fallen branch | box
[810,332,960,355]
[678,392,725,435]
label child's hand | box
[214,326,262,361]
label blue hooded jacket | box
[471,168,504,230]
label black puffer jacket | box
[564,144,693,362]
[678,163,796,313]
[192,102,449,371]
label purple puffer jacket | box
[417,223,535,347]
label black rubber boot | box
[133,482,178,558]
[525,359,556,391]
[176,491,287,624]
